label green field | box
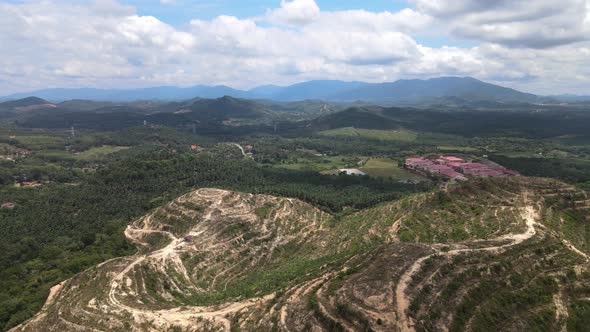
[360,158,425,180]
[12,135,65,150]
[437,145,479,152]
[272,155,356,172]
[76,145,130,159]
[319,127,417,142]
[34,146,130,162]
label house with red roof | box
[440,169,468,181]
[405,157,434,168]
[1,202,16,208]
[440,156,464,163]
[423,164,454,174]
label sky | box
[1,0,590,95]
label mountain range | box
[1,77,557,104]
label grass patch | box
[271,155,356,172]
[360,158,424,180]
[12,135,65,150]
[319,127,417,142]
[437,145,479,152]
[76,145,130,159]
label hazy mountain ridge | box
[2,77,554,104]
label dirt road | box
[395,205,539,332]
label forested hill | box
[308,106,590,138]
[0,145,422,330]
[0,97,55,111]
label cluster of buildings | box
[0,146,31,161]
[405,155,520,181]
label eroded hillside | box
[12,178,590,332]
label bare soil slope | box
[12,178,590,332]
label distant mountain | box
[550,94,590,102]
[2,77,546,105]
[180,96,273,121]
[0,96,52,108]
[0,97,56,112]
[57,99,117,111]
[310,107,401,131]
[256,80,365,101]
[4,86,247,102]
[332,77,541,104]
[16,96,279,130]
[246,85,284,99]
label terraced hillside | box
[12,178,590,332]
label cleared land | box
[13,178,590,332]
[360,158,424,180]
[272,155,356,172]
[76,145,130,159]
[319,127,417,142]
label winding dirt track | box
[105,188,273,330]
[225,143,247,157]
[395,205,539,332]
[11,181,590,332]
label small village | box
[405,155,520,181]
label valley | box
[0,0,590,332]
[3,0,590,330]
[1,86,590,331]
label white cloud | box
[266,0,320,26]
[93,0,135,16]
[0,0,589,95]
[412,0,590,48]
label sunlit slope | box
[13,178,590,332]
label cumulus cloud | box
[0,0,589,95]
[266,0,320,26]
[412,0,590,48]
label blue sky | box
[0,0,589,95]
[129,0,409,24]
[126,0,475,48]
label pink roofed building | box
[447,162,464,168]
[423,164,453,174]
[466,169,504,177]
[456,162,488,173]
[1,202,15,208]
[440,169,468,180]
[440,156,464,163]
[406,155,518,180]
[405,157,434,168]
[459,162,486,168]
